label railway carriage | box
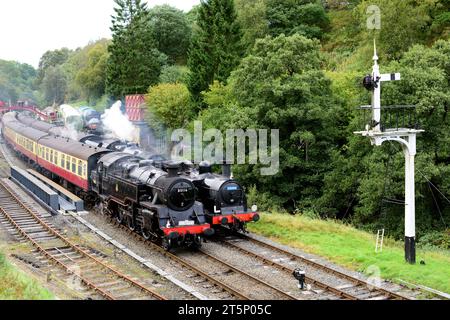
[36,135,110,194]
[2,112,111,202]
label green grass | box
[0,252,54,300]
[248,213,450,294]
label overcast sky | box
[0,0,200,68]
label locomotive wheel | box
[127,218,136,232]
[142,228,151,240]
[102,206,111,217]
[162,238,172,251]
[189,236,202,251]
[116,210,124,224]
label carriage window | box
[54,152,58,165]
[82,163,87,178]
[50,150,54,163]
[61,154,65,168]
[66,156,71,170]
[77,160,83,176]
[72,158,76,173]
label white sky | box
[0,0,200,68]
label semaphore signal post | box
[355,41,424,264]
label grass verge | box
[248,212,450,294]
[0,252,54,300]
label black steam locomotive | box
[177,161,260,233]
[2,112,213,250]
[91,153,213,249]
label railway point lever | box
[293,268,306,290]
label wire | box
[427,182,447,229]
[417,168,449,229]
[386,140,448,228]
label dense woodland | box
[0,0,449,248]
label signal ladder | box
[375,229,385,253]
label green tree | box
[106,0,167,99]
[75,40,109,103]
[146,83,193,128]
[159,65,189,84]
[187,0,243,105]
[235,0,269,52]
[228,34,338,210]
[37,48,71,85]
[356,0,437,60]
[0,60,37,103]
[149,5,191,64]
[429,0,450,39]
[266,0,330,39]
[186,5,201,26]
[42,65,67,105]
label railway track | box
[0,179,166,300]
[222,233,409,300]
[110,219,303,300]
[183,249,299,300]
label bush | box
[246,185,283,212]
[159,65,189,84]
[146,83,194,129]
[419,231,450,250]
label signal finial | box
[373,39,379,65]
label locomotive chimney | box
[199,161,212,174]
[167,162,181,178]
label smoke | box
[58,104,83,141]
[60,104,81,118]
[101,101,139,142]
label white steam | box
[102,101,139,142]
[58,104,83,141]
[60,104,81,118]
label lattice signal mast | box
[355,41,424,264]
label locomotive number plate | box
[179,220,195,226]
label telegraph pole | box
[355,41,424,264]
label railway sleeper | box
[5,216,36,222]
[115,291,149,300]
[356,292,387,300]
[49,252,84,261]
[95,280,124,289]
[105,284,135,293]
[78,267,105,276]
[20,226,48,233]
[30,233,56,240]
[15,221,44,227]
